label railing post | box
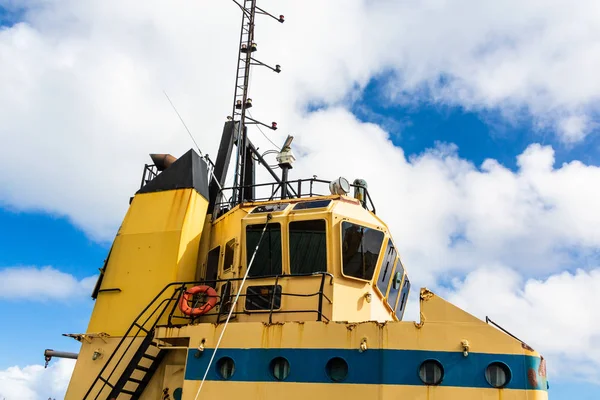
[317,273,326,322]
[167,284,186,327]
[268,275,280,324]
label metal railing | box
[214,177,376,218]
[139,164,158,189]
[167,272,334,326]
[83,283,183,399]
[84,272,333,399]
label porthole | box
[173,388,183,400]
[326,357,348,382]
[270,357,290,381]
[418,359,444,385]
[216,357,235,380]
[485,362,511,388]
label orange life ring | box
[179,285,218,316]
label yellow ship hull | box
[66,292,548,400]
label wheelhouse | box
[177,188,410,326]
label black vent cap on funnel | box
[137,149,209,199]
[150,153,177,171]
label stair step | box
[120,388,136,395]
[142,354,157,361]
[135,365,150,373]
[127,377,144,384]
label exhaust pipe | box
[150,153,177,171]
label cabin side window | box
[376,240,397,296]
[395,277,410,319]
[223,238,235,272]
[387,261,404,310]
[289,220,327,274]
[246,223,282,277]
[341,221,385,281]
[205,246,220,286]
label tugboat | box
[45,2,549,399]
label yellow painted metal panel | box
[156,317,531,356]
[120,190,192,235]
[87,230,182,335]
[181,381,547,400]
[87,189,208,336]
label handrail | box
[84,272,333,399]
[213,177,377,216]
[486,316,534,350]
[168,272,334,326]
[83,282,185,399]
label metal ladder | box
[83,285,183,400]
[106,331,166,399]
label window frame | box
[205,245,221,286]
[244,222,284,277]
[394,275,410,319]
[339,219,386,283]
[288,218,329,275]
[223,238,236,273]
[387,260,405,312]
[292,199,332,211]
[374,238,398,301]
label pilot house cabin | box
[197,194,410,325]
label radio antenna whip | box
[163,90,203,156]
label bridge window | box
[245,284,282,310]
[376,240,397,296]
[395,277,410,319]
[387,263,404,310]
[289,220,327,274]
[251,203,289,213]
[293,199,331,210]
[341,222,385,281]
[246,223,282,276]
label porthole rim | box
[325,356,350,383]
[485,361,512,389]
[418,358,444,386]
[215,356,236,380]
[269,356,291,381]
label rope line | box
[193,214,272,400]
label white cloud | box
[290,109,600,283]
[0,358,75,400]
[1,0,600,241]
[0,266,96,301]
[445,266,600,383]
[557,115,594,143]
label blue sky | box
[0,210,100,369]
[1,1,600,399]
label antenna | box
[207,0,290,214]
[229,0,284,204]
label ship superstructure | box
[46,2,549,399]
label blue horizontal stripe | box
[185,348,547,391]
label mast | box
[210,0,284,210]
